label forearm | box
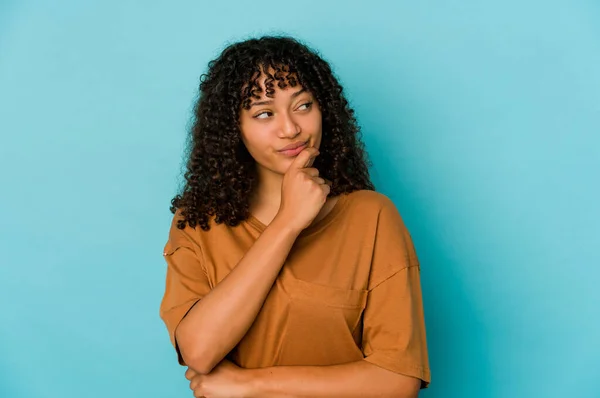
[177,216,300,374]
[247,360,421,398]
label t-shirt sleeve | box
[361,196,431,388]
[159,218,212,366]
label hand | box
[185,359,253,398]
[276,146,331,233]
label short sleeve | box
[159,219,212,366]
[361,196,431,388]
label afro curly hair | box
[170,35,375,231]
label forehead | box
[241,66,309,108]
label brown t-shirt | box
[159,189,431,387]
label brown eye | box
[254,111,272,119]
[297,101,313,111]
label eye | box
[253,111,273,119]
[297,101,313,111]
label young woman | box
[159,35,431,398]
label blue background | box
[1,1,598,397]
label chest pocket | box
[274,267,368,366]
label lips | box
[278,140,309,157]
[279,140,309,152]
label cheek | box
[307,112,323,143]
[240,126,275,161]
[310,107,323,131]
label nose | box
[277,112,301,139]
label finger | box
[185,368,196,381]
[313,177,326,185]
[194,386,206,398]
[303,167,319,178]
[190,375,201,391]
[305,152,318,168]
[322,184,331,196]
[290,146,319,170]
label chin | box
[278,158,295,174]
[255,158,291,176]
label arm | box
[240,198,428,398]
[183,195,430,398]
[176,147,326,374]
[247,360,421,398]
[176,217,300,374]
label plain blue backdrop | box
[1,1,598,397]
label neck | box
[251,166,284,213]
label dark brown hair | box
[171,35,375,230]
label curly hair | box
[170,35,375,230]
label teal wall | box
[1,1,598,397]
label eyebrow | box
[249,88,307,108]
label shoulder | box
[166,209,239,252]
[163,212,192,253]
[342,189,408,231]
[344,189,399,214]
[164,210,209,254]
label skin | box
[177,73,421,397]
[174,71,330,374]
[184,360,421,398]
[238,73,339,227]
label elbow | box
[179,344,220,375]
[383,373,421,398]
[394,380,421,398]
[175,328,218,375]
[391,389,419,398]
[183,354,215,375]
[400,390,420,398]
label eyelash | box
[253,101,313,119]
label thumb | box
[290,146,319,170]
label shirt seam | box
[368,261,420,291]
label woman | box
[159,35,431,397]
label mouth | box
[278,140,309,157]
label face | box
[238,74,322,177]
